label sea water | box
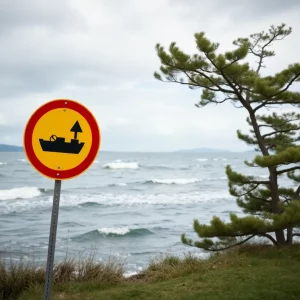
[0,151,288,276]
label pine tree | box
[154,24,300,250]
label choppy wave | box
[102,161,191,171]
[109,183,128,187]
[73,227,153,241]
[17,159,27,163]
[196,158,208,162]
[213,158,228,161]
[0,187,42,201]
[206,176,227,181]
[104,162,139,169]
[145,178,202,185]
[0,191,233,214]
[99,227,153,236]
[143,164,175,170]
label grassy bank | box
[2,243,300,299]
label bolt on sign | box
[24,99,101,300]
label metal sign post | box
[23,99,101,299]
[44,180,62,300]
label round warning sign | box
[24,99,101,180]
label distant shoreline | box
[0,144,255,153]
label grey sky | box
[0,0,299,151]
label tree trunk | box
[248,112,286,245]
[269,166,286,244]
[286,228,293,245]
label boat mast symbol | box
[71,121,82,140]
[39,121,85,154]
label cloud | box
[0,0,299,151]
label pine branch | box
[243,180,270,185]
[259,233,278,245]
[222,57,243,70]
[268,72,300,99]
[197,97,234,106]
[159,76,218,91]
[202,235,256,252]
[248,193,271,203]
[254,99,300,112]
[235,184,260,197]
[252,26,290,74]
[258,118,300,130]
[162,60,235,94]
[277,166,300,175]
[183,71,221,92]
[262,127,300,139]
[201,51,249,108]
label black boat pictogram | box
[39,121,85,154]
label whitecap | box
[109,183,128,187]
[196,158,208,162]
[0,191,234,214]
[147,178,202,185]
[104,162,139,169]
[98,227,130,235]
[0,162,7,166]
[17,159,27,163]
[0,187,42,201]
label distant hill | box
[0,144,23,152]
[175,148,232,153]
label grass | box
[0,252,124,300]
[3,243,300,300]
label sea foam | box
[0,190,234,214]
[0,187,42,201]
[196,158,208,162]
[98,227,131,235]
[17,159,27,163]
[146,178,201,185]
[104,161,139,169]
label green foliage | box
[0,254,124,300]
[255,147,300,167]
[154,23,300,250]
[19,245,300,300]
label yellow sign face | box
[32,108,92,171]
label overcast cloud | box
[0,0,299,151]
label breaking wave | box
[104,162,139,169]
[0,191,233,214]
[0,162,7,166]
[109,183,128,187]
[0,187,42,201]
[72,227,154,241]
[17,159,27,163]
[213,158,228,161]
[196,158,208,162]
[145,178,202,185]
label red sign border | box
[24,99,101,180]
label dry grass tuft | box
[137,252,207,282]
[0,253,125,300]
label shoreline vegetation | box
[1,243,300,299]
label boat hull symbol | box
[39,136,85,154]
